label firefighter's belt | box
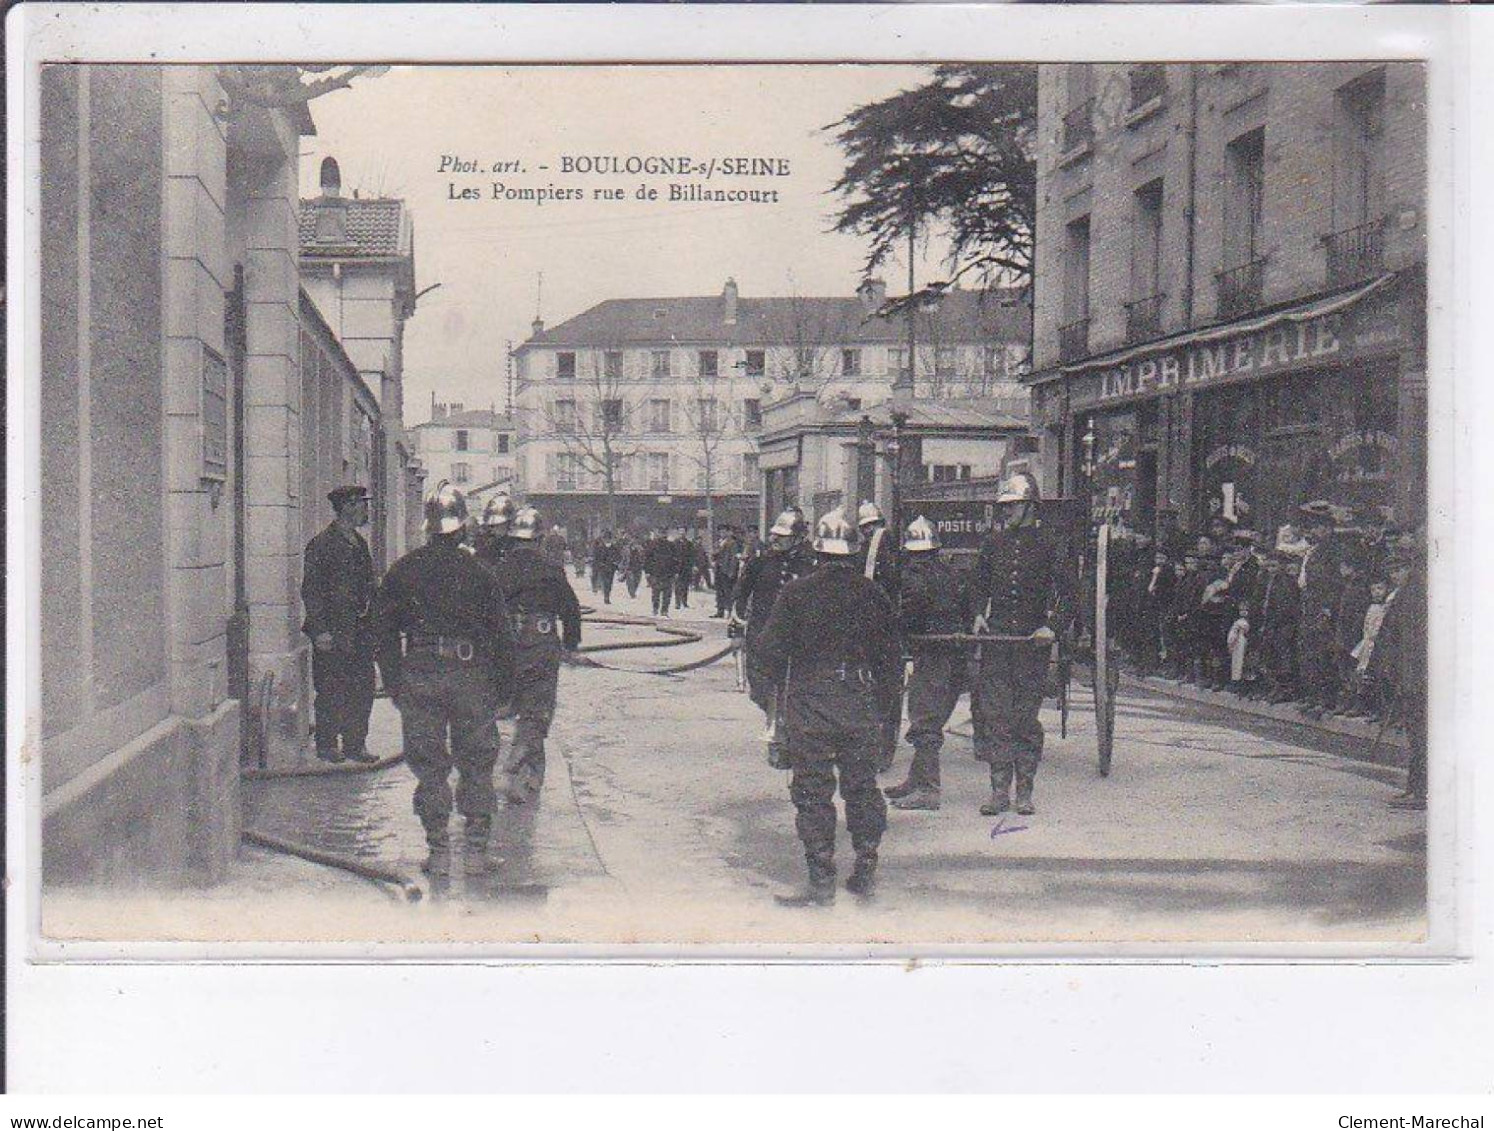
[511,611,556,636]
[403,632,477,661]
[798,660,875,685]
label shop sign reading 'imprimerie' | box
[1070,303,1399,408]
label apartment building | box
[1029,63,1426,540]
[410,399,517,507]
[512,277,1028,538]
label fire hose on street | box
[241,604,738,896]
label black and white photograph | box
[15,48,1440,949]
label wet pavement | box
[46,573,1428,946]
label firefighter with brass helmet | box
[731,505,815,739]
[856,499,903,770]
[885,515,971,811]
[488,504,583,804]
[372,481,517,876]
[968,470,1075,816]
[755,506,902,905]
[474,492,518,573]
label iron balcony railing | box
[1323,218,1385,288]
[1062,98,1095,154]
[1058,316,1091,363]
[1124,293,1165,344]
[1216,258,1267,320]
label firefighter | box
[372,481,517,876]
[473,493,517,572]
[490,505,583,804]
[856,501,898,597]
[968,471,1075,817]
[885,516,970,811]
[301,484,378,765]
[731,506,814,729]
[755,507,901,905]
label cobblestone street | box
[44,579,1426,947]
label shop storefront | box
[1032,273,1424,542]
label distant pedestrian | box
[645,531,674,616]
[591,529,621,605]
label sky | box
[297,64,948,423]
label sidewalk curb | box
[1129,673,1411,754]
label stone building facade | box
[410,401,517,506]
[512,278,1028,539]
[1028,62,1426,540]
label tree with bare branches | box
[526,346,644,530]
[679,366,746,546]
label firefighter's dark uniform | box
[968,517,1074,804]
[733,541,816,716]
[857,522,902,764]
[755,559,901,890]
[372,538,516,843]
[898,553,970,794]
[489,539,582,799]
[302,521,377,760]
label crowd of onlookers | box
[539,523,762,619]
[1103,502,1426,731]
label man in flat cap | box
[302,484,378,764]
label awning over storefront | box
[1033,274,1403,418]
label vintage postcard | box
[8,6,1462,958]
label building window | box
[497,434,510,454]
[647,452,670,492]
[1129,64,1166,110]
[1220,127,1267,317]
[554,398,576,433]
[928,464,972,483]
[646,398,672,434]
[455,429,470,452]
[1127,179,1165,343]
[889,347,912,383]
[451,462,471,484]
[1060,215,1092,362]
[557,352,576,381]
[651,349,672,380]
[1062,64,1095,153]
[743,398,763,430]
[604,350,624,381]
[984,345,1006,378]
[696,397,718,432]
[744,349,766,379]
[796,348,816,378]
[935,346,957,377]
[699,350,718,379]
[843,398,862,411]
[841,348,862,377]
[1327,69,1387,286]
[600,398,624,431]
[742,453,759,490]
[555,453,578,491]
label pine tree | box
[826,65,1037,309]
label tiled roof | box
[519,289,1028,349]
[299,197,411,259]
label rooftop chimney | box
[722,277,739,326]
[857,277,887,313]
[531,317,545,336]
[313,156,349,245]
